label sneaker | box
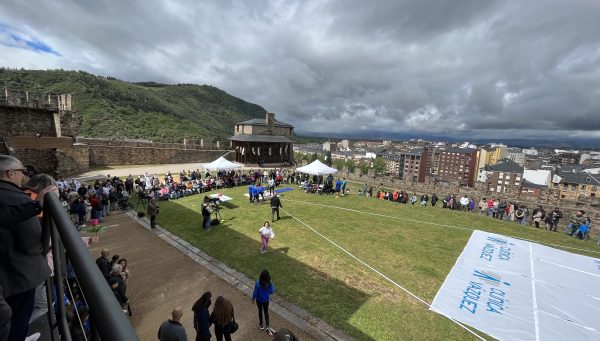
[25,333,41,341]
[259,324,264,330]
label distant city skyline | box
[1,0,600,143]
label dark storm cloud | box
[1,0,599,140]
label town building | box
[425,147,439,175]
[481,159,524,194]
[487,145,507,166]
[557,173,600,199]
[322,141,338,152]
[521,169,553,196]
[381,149,429,182]
[437,148,479,187]
[339,139,351,150]
[505,149,526,166]
[229,112,294,165]
[398,149,428,182]
[522,148,539,156]
[580,151,600,165]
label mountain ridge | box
[0,68,267,143]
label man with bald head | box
[158,306,187,341]
[96,249,111,281]
[0,155,54,341]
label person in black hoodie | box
[431,194,438,207]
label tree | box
[333,158,345,170]
[345,159,356,173]
[310,153,318,162]
[373,157,387,175]
[325,151,332,166]
[358,160,369,174]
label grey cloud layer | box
[1,0,599,139]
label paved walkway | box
[88,211,344,340]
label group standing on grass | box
[365,183,597,243]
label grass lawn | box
[154,185,600,340]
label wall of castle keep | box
[0,106,58,137]
[87,146,227,167]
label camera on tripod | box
[209,197,221,210]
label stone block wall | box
[87,146,226,167]
[56,146,90,176]
[11,148,58,175]
[0,106,58,137]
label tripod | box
[213,207,223,222]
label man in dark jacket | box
[108,264,128,308]
[550,207,563,232]
[158,306,187,341]
[0,155,53,341]
[270,193,282,222]
[96,249,111,281]
[431,194,438,207]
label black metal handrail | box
[43,193,139,340]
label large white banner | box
[430,230,600,341]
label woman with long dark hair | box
[192,291,212,341]
[210,296,234,341]
[252,270,275,330]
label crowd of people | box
[0,155,94,341]
[361,181,598,243]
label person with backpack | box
[210,296,236,341]
[252,270,275,331]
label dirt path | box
[88,211,316,340]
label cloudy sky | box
[1,0,600,141]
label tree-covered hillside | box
[0,69,267,142]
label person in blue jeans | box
[252,270,275,330]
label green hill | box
[0,68,267,143]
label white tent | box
[202,156,242,171]
[296,159,338,175]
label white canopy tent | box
[296,159,338,175]
[202,156,242,171]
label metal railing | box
[42,193,139,340]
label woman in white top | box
[258,222,274,254]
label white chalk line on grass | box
[285,198,600,255]
[281,208,488,341]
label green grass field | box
[154,185,600,340]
